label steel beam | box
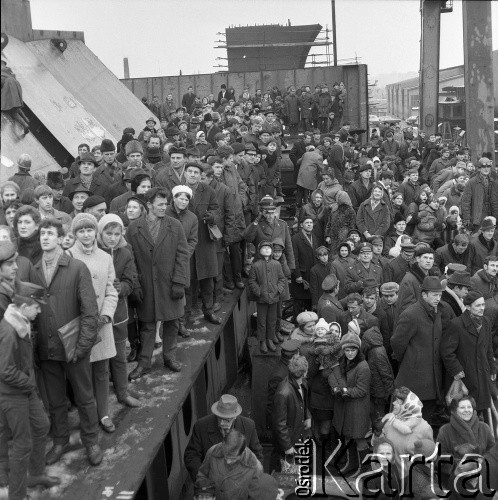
[462,0,495,162]
[419,0,441,136]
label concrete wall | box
[121,64,369,129]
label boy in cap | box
[0,282,61,498]
[248,241,287,353]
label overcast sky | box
[29,0,497,80]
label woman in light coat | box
[70,213,118,433]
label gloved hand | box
[203,211,215,224]
[171,283,185,300]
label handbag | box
[207,223,223,242]
[445,379,469,406]
[57,316,81,363]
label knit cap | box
[71,213,98,234]
[340,332,361,350]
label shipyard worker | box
[8,154,39,192]
[126,188,190,380]
[184,394,263,481]
[1,59,30,133]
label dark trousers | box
[296,186,311,209]
[224,241,242,284]
[0,392,49,500]
[92,360,109,421]
[214,251,225,303]
[186,277,214,315]
[139,319,178,368]
[256,302,278,341]
[40,358,99,448]
[275,299,283,335]
[110,322,129,400]
[421,399,437,422]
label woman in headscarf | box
[325,190,356,257]
[195,130,211,158]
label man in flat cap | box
[441,271,470,317]
[82,195,107,222]
[378,282,400,373]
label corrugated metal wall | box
[122,65,369,129]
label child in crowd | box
[272,238,291,340]
[249,241,286,354]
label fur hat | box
[393,211,405,225]
[100,139,115,153]
[171,185,193,199]
[125,140,144,156]
[46,171,64,189]
[463,290,484,306]
[71,212,98,235]
[296,311,318,325]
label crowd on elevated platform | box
[1,80,498,499]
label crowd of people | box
[0,80,497,500]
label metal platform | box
[25,39,157,142]
[2,36,117,156]
[0,112,59,184]
[0,288,253,500]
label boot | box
[127,339,140,363]
[340,441,359,477]
[27,474,61,488]
[260,341,268,354]
[275,332,284,343]
[266,339,277,352]
[178,317,190,338]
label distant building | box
[386,50,498,121]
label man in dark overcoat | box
[391,276,445,421]
[184,394,263,481]
[126,188,189,379]
[183,162,221,324]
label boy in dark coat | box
[309,246,331,309]
[0,283,60,499]
[248,241,286,354]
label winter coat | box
[17,231,42,265]
[440,311,496,411]
[299,200,326,246]
[244,219,295,270]
[289,139,308,169]
[165,206,198,264]
[317,292,345,324]
[384,254,410,283]
[470,269,498,300]
[379,139,399,158]
[0,305,36,395]
[391,298,444,401]
[435,243,474,274]
[155,165,185,191]
[469,233,498,274]
[325,204,357,256]
[284,94,300,124]
[309,261,331,307]
[98,233,137,327]
[197,444,262,500]
[317,92,332,118]
[62,174,110,202]
[248,258,286,304]
[333,355,371,439]
[344,261,383,295]
[361,327,395,400]
[208,178,237,246]
[184,414,263,482]
[395,263,427,318]
[126,214,189,322]
[298,93,313,119]
[348,179,373,211]
[296,151,324,191]
[397,180,421,207]
[69,241,118,362]
[461,173,497,226]
[291,230,319,300]
[329,254,355,299]
[187,183,219,280]
[441,288,465,318]
[218,162,246,241]
[356,199,391,237]
[29,253,99,361]
[8,171,39,192]
[437,413,495,479]
[272,376,311,453]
